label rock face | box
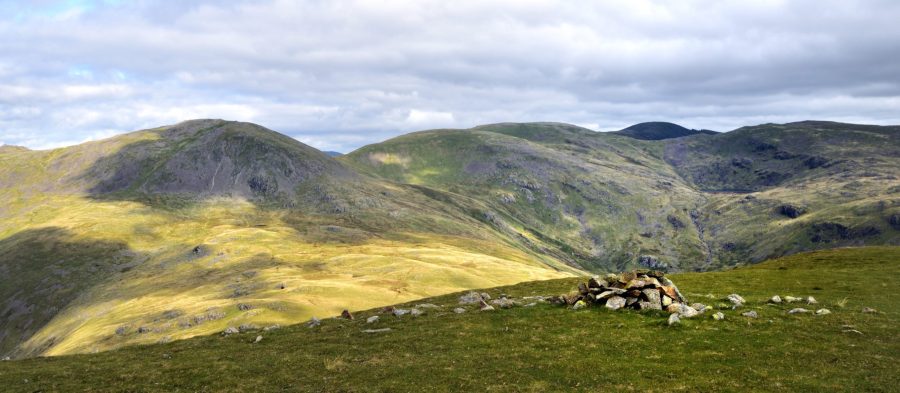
[778,204,807,218]
[560,271,688,317]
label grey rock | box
[726,294,745,307]
[362,328,392,333]
[115,326,128,336]
[306,317,321,328]
[392,308,410,317]
[480,292,492,301]
[815,308,831,315]
[366,316,380,324]
[668,313,681,326]
[784,296,802,303]
[712,312,725,321]
[523,302,537,307]
[690,303,708,313]
[741,310,758,318]
[238,324,258,332]
[641,288,663,310]
[459,291,484,304]
[415,303,440,309]
[490,298,517,309]
[410,308,424,317]
[237,303,254,311]
[263,325,280,331]
[453,307,467,314]
[806,296,818,305]
[254,335,263,343]
[572,300,587,310]
[788,308,809,314]
[222,326,239,335]
[605,296,626,310]
[769,295,782,304]
[479,300,495,311]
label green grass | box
[2,247,897,392]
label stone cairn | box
[557,270,696,316]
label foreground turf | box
[1,247,898,392]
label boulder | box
[572,300,587,310]
[459,291,484,305]
[667,313,681,326]
[392,308,410,317]
[641,288,663,310]
[690,303,708,313]
[726,294,745,307]
[605,296,626,310]
[490,298,517,309]
[769,295,782,304]
[221,327,239,335]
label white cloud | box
[405,109,455,128]
[0,0,898,152]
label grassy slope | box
[0,247,897,392]
[341,123,709,272]
[344,122,900,272]
[0,122,579,358]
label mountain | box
[0,120,578,359]
[612,121,718,140]
[0,119,898,359]
[1,247,897,391]
[324,151,343,157]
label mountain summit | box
[613,121,718,140]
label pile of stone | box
[558,270,694,315]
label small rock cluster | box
[558,271,692,316]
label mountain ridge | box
[1,118,898,359]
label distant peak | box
[613,122,716,140]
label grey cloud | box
[1,0,899,152]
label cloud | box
[1,0,899,152]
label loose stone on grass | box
[788,308,809,314]
[712,312,725,321]
[366,316,379,324]
[741,311,758,318]
[815,309,831,315]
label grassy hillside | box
[1,119,897,361]
[1,247,897,392]
[344,121,900,272]
[0,121,580,359]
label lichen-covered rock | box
[572,300,587,310]
[726,294,745,307]
[605,296,626,310]
[641,288,663,310]
[712,312,725,321]
[459,291,485,304]
[668,313,681,326]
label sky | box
[1,0,899,152]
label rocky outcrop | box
[778,204,806,218]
